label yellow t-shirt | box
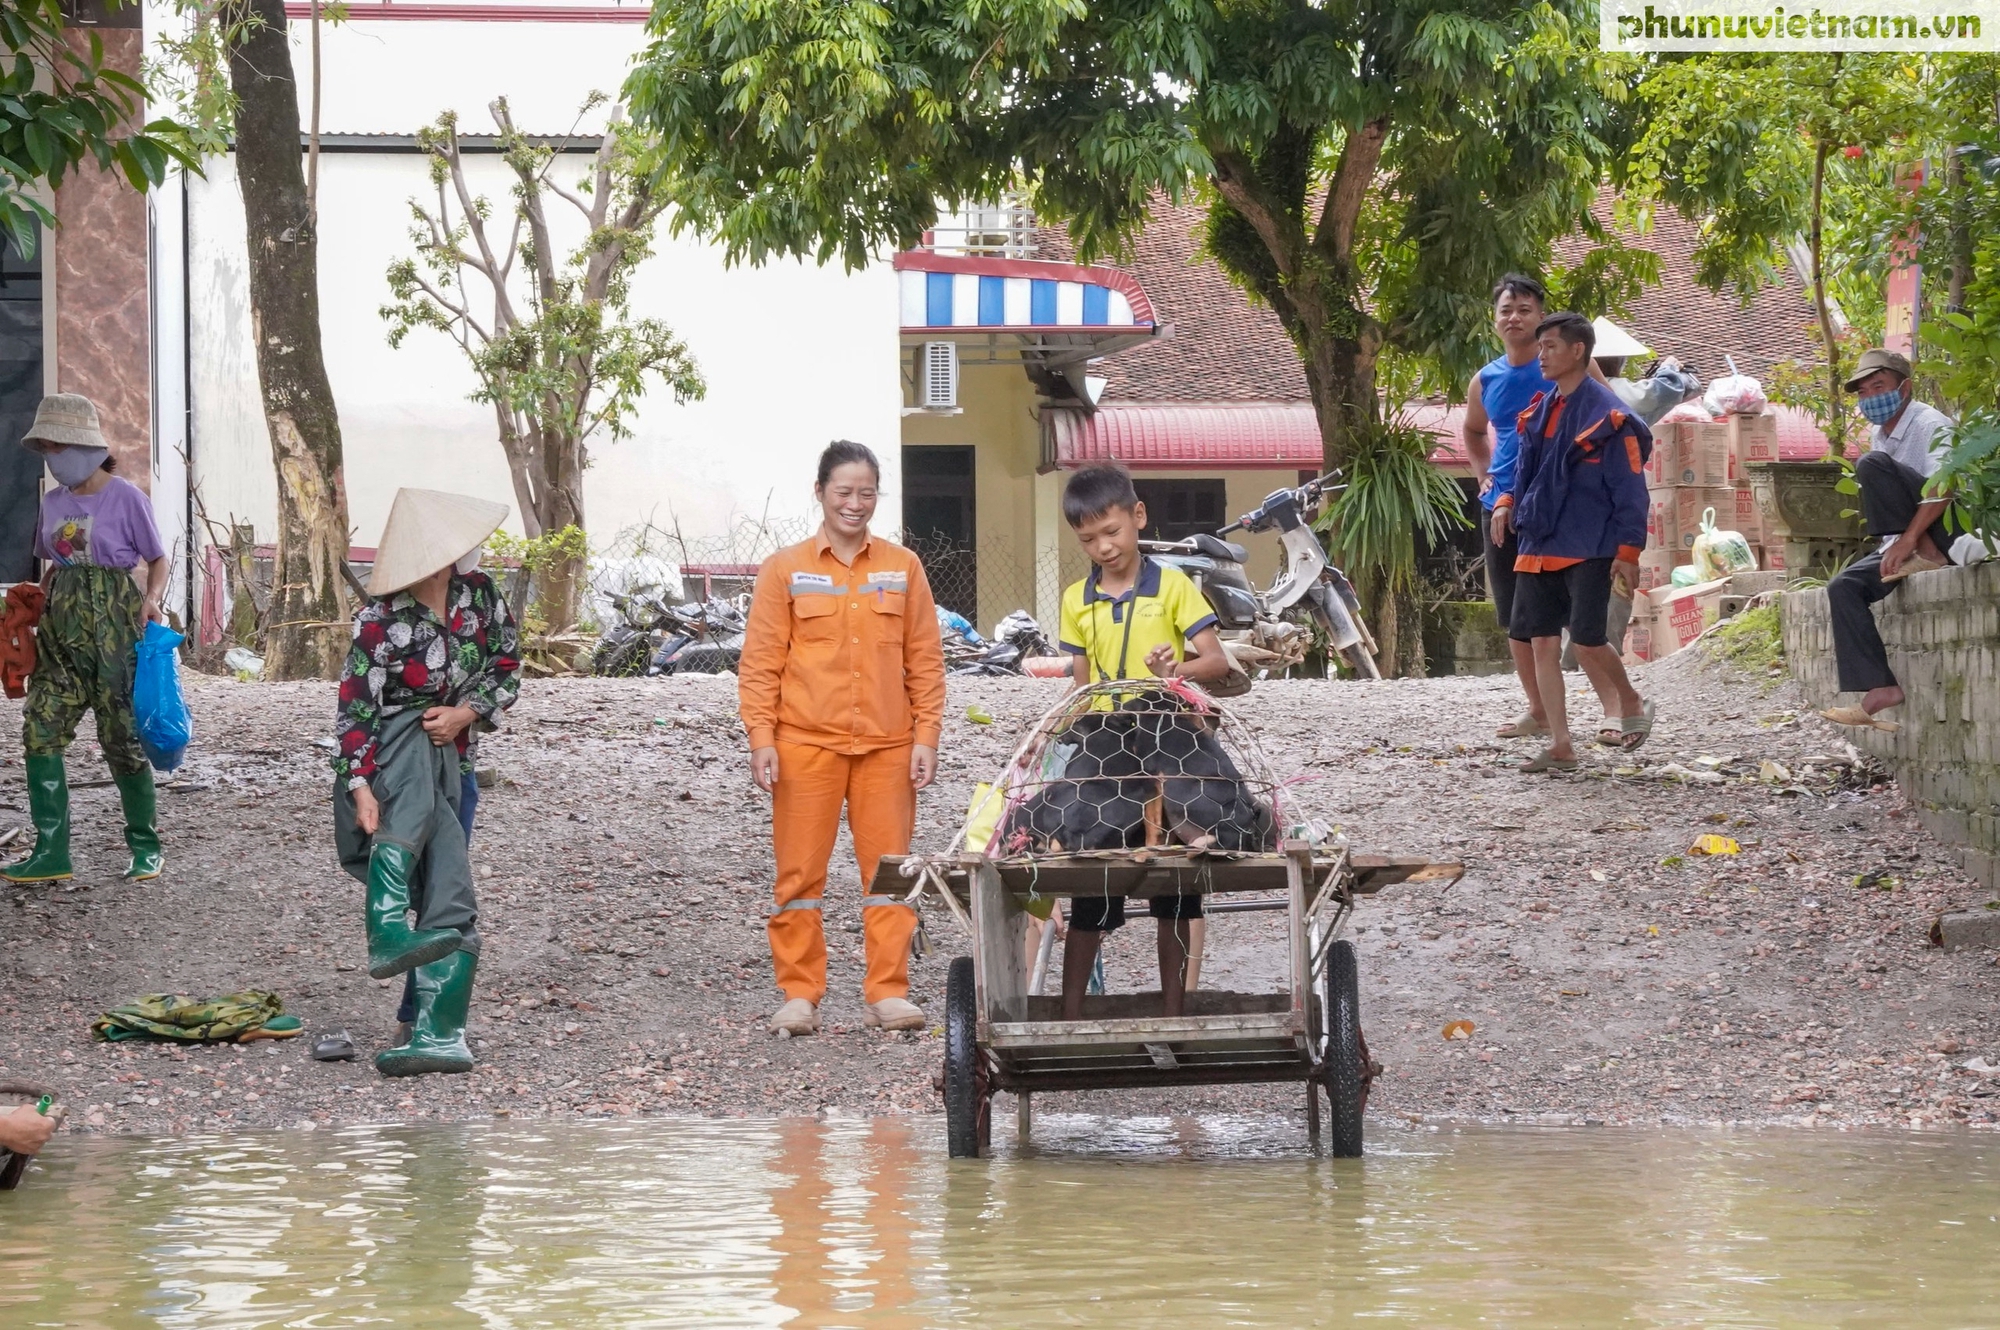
[1058,558,1218,682]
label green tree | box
[626,0,1638,671]
[1625,54,1931,455]
[0,0,193,255]
[382,97,705,633]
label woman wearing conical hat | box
[331,488,520,1077]
[5,394,171,886]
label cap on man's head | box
[1844,347,1912,390]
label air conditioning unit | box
[922,341,959,409]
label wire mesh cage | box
[961,678,1332,866]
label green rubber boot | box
[365,841,463,979]
[375,948,477,1077]
[114,767,163,881]
[4,754,72,883]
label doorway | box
[0,226,41,582]
[901,445,977,624]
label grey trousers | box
[333,707,481,953]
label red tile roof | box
[1037,201,1310,404]
[1553,192,1823,385]
[1040,190,1825,412]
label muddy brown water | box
[0,1116,1993,1326]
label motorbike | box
[591,589,748,677]
[1140,471,1380,693]
[942,608,1055,676]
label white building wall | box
[170,14,901,568]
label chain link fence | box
[588,521,1066,638]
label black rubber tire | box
[592,634,650,678]
[1338,642,1382,680]
[1323,939,1365,1157]
[944,956,983,1158]
[1307,596,1382,680]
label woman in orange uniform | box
[739,442,948,1036]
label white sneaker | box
[863,997,926,1031]
[769,998,819,1036]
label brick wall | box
[1783,562,2000,890]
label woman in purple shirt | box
[4,394,171,885]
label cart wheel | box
[1322,939,1365,1157]
[943,956,987,1159]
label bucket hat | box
[1844,347,1912,391]
[21,393,106,450]
[367,488,510,597]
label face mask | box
[46,446,108,488]
[1858,389,1904,427]
[454,549,481,575]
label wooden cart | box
[871,842,1461,1158]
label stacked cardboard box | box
[1625,410,1778,664]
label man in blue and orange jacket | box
[1490,312,1656,773]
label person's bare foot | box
[1861,685,1905,716]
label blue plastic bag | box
[133,621,192,772]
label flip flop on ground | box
[1519,749,1580,773]
[1819,705,1901,733]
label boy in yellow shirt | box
[1055,464,1233,1020]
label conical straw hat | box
[367,488,510,596]
[1591,317,1650,359]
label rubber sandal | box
[1519,749,1580,773]
[1880,554,1945,585]
[1619,699,1656,750]
[1594,723,1624,747]
[1496,713,1548,739]
[312,1029,357,1062]
[1819,706,1900,733]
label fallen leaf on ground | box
[1442,1020,1476,1041]
[1690,835,1741,856]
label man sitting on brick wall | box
[1820,348,1957,733]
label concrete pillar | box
[53,0,151,488]
[1034,466,1062,631]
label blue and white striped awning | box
[893,253,1156,331]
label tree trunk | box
[229,0,352,679]
[530,428,587,632]
[1947,148,1971,317]
[1807,137,1846,458]
[1301,319,1385,477]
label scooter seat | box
[1191,534,1248,563]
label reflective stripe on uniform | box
[775,899,823,912]
[861,895,915,909]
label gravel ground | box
[2,648,1998,1138]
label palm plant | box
[1318,422,1472,675]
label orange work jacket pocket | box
[868,591,907,648]
[792,595,841,642]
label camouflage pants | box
[22,564,146,777]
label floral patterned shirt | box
[333,570,521,787]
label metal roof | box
[1042,403,1323,470]
[1043,401,1833,471]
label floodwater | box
[0,1116,1994,1327]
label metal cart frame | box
[874,842,1460,1158]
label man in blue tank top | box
[1462,274,1557,738]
